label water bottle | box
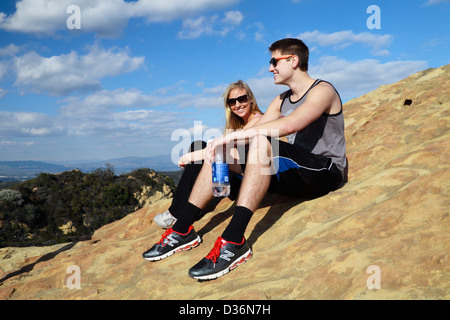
[212,146,230,197]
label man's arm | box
[208,84,336,161]
[206,93,283,161]
[254,92,285,125]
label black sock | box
[172,201,201,234]
[221,206,253,243]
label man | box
[142,38,347,281]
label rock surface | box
[1,65,449,300]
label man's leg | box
[220,134,272,243]
[235,135,272,212]
[188,135,272,280]
[172,144,245,233]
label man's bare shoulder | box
[308,81,341,114]
[312,81,338,95]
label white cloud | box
[62,104,190,139]
[0,62,7,80]
[55,85,223,141]
[0,140,35,147]
[297,30,393,56]
[309,56,428,101]
[0,44,21,56]
[0,88,190,143]
[0,0,74,35]
[0,111,66,137]
[0,0,240,38]
[253,22,266,43]
[0,45,23,81]
[59,88,155,119]
[178,11,244,39]
[178,16,217,39]
[223,11,244,26]
[129,0,240,22]
[13,44,144,95]
[58,85,224,132]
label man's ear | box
[291,55,300,69]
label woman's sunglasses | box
[269,55,294,67]
[227,94,249,107]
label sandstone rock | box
[133,172,173,208]
[0,65,448,300]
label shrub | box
[0,167,175,247]
[0,189,24,207]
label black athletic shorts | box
[230,138,343,199]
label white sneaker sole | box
[144,236,201,262]
[191,248,253,280]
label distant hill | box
[0,161,73,181]
[69,155,179,173]
[0,155,179,181]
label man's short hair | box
[269,38,309,71]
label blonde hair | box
[223,80,262,131]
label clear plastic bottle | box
[212,146,230,197]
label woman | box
[177,80,262,167]
[154,80,263,228]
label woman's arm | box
[177,148,207,168]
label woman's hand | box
[177,153,190,168]
[177,145,211,168]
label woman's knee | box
[189,140,207,152]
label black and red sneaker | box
[142,226,201,261]
[188,236,252,280]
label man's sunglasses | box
[227,94,249,107]
[269,55,294,67]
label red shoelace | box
[158,228,173,246]
[158,226,193,247]
[206,237,226,263]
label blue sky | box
[0,0,448,163]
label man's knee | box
[248,133,271,149]
[248,135,272,162]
